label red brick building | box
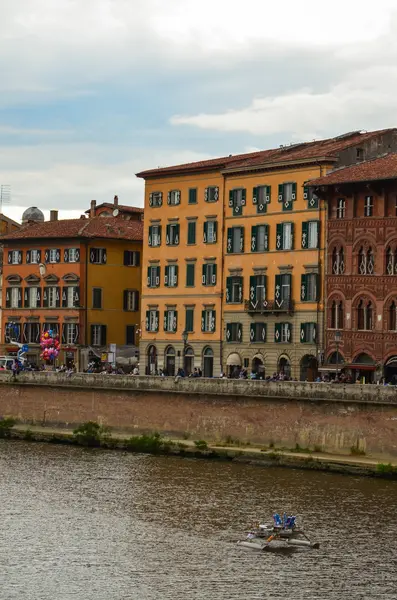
[309,153,397,383]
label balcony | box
[244,298,295,315]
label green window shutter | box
[250,322,255,342]
[287,323,292,343]
[253,186,258,205]
[301,221,308,248]
[227,228,233,253]
[147,266,151,287]
[251,225,257,252]
[203,221,208,243]
[154,311,159,332]
[226,323,231,342]
[240,227,244,253]
[165,265,169,287]
[301,273,307,301]
[173,311,178,332]
[249,275,257,307]
[211,264,217,285]
[174,265,179,286]
[310,191,319,209]
[241,189,246,205]
[316,220,320,248]
[164,310,168,332]
[189,188,197,204]
[145,310,150,331]
[226,276,232,303]
[292,182,297,200]
[186,263,195,286]
[313,323,317,343]
[290,223,295,249]
[275,274,282,304]
[264,224,269,251]
[283,197,292,211]
[211,311,216,332]
[237,323,242,343]
[261,323,267,342]
[300,323,307,343]
[148,225,153,246]
[275,323,281,343]
[185,308,193,332]
[156,266,160,286]
[228,190,234,207]
[315,274,320,301]
[187,221,196,244]
[276,223,282,250]
[201,310,205,332]
[202,264,207,285]
[213,221,218,242]
[175,224,180,245]
[238,277,243,303]
[303,186,308,200]
[158,225,162,245]
[278,183,284,202]
[166,224,170,245]
[266,185,271,204]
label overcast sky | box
[1,0,397,222]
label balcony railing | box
[244,298,295,314]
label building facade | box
[0,203,142,369]
[137,128,397,379]
[308,153,397,383]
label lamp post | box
[335,330,341,380]
[182,329,188,375]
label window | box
[226,322,242,343]
[48,286,58,308]
[186,263,195,287]
[356,148,365,162]
[227,227,244,253]
[358,247,375,275]
[275,274,291,307]
[30,249,40,264]
[188,188,197,204]
[275,322,292,343]
[330,300,344,329]
[226,276,243,303]
[62,323,79,345]
[364,196,373,217]
[124,251,140,266]
[202,263,217,286]
[146,309,159,332]
[386,247,397,275]
[205,186,219,202]
[276,222,294,250]
[92,288,102,309]
[61,286,80,308]
[303,187,319,209]
[249,275,267,308]
[185,308,194,333]
[301,221,319,249]
[301,274,318,302]
[11,287,21,308]
[29,287,39,308]
[67,286,75,308]
[300,322,317,343]
[89,248,106,264]
[278,182,296,211]
[5,322,21,343]
[165,265,178,287]
[9,250,22,265]
[64,248,80,263]
[253,185,271,213]
[23,323,40,344]
[336,198,345,219]
[187,221,196,244]
[204,221,217,244]
[149,192,163,207]
[91,324,106,346]
[164,309,177,333]
[43,322,59,335]
[250,322,266,343]
[229,188,246,216]
[201,309,216,332]
[166,223,180,246]
[49,249,59,263]
[251,224,269,252]
[389,301,397,331]
[148,225,161,247]
[332,247,345,275]
[126,325,135,345]
[167,190,181,206]
[123,290,139,311]
[357,300,373,330]
[147,266,160,288]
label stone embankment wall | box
[1,372,397,458]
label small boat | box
[237,513,320,551]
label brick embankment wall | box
[1,372,397,458]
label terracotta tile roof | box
[0,216,143,242]
[85,203,144,214]
[136,129,397,178]
[306,153,397,187]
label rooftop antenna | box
[0,185,11,212]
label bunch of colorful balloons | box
[40,329,60,363]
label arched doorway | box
[385,356,397,384]
[300,355,318,382]
[352,353,375,384]
[252,355,265,379]
[164,345,176,376]
[226,352,242,378]
[147,345,157,375]
[203,347,214,378]
[278,355,291,379]
[184,347,194,376]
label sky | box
[1,0,397,222]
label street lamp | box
[182,329,188,374]
[335,330,341,380]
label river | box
[1,441,397,599]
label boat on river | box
[237,513,320,551]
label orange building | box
[1,202,143,369]
[0,213,21,344]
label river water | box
[1,441,397,600]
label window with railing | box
[336,198,345,219]
[358,247,375,275]
[330,300,344,329]
[332,247,345,274]
[357,300,373,330]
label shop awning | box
[226,353,241,366]
[318,365,340,373]
[346,364,376,371]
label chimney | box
[90,200,96,218]
[114,195,119,208]
[50,210,58,222]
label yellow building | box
[137,129,394,379]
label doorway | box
[147,345,158,375]
[164,346,176,376]
[300,355,318,381]
[203,347,214,378]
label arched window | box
[386,247,397,275]
[357,300,373,330]
[332,247,345,275]
[336,198,345,219]
[389,301,397,331]
[330,300,344,329]
[358,247,375,275]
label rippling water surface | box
[1,441,397,599]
